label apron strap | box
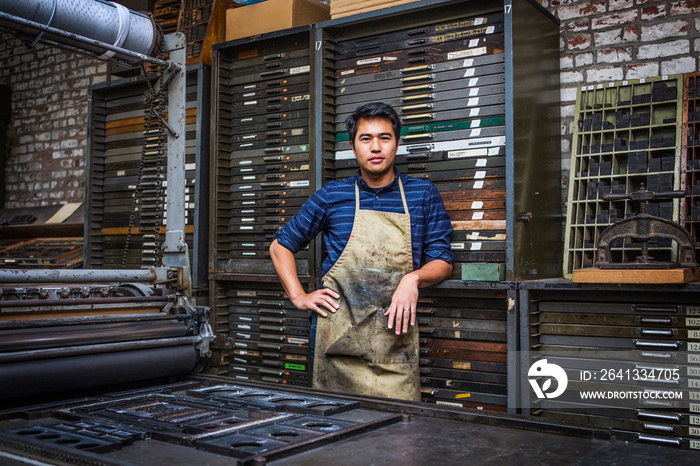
[354,176,410,215]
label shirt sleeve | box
[273,188,328,253]
[422,184,454,264]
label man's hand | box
[290,288,340,318]
[385,273,420,335]
[384,260,452,335]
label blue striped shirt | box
[274,168,454,275]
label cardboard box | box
[461,263,505,282]
[226,0,330,41]
[330,0,418,19]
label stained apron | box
[312,178,420,401]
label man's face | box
[350,117,399,187]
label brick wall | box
[545,0,700,202]
[0,35,108,208]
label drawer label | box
[692,439,700,450]
[688,318,700,327]
[690,415,700,425]
[688,306,700,316]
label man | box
[269,102,453,401]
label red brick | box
[641,5,667,21]
[670,0,700,15]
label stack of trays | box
[416,284,513,412]
[86,66,208,279]
[219,31,312,275]
[333,12,507,278]
[223,280,312,387]
[521,282,700,451]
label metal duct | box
[0,0,158,64]
[0,345,197,399]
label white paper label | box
[451,242,465,250]
[469,39,479,47]
[448,47,486,59]
[470,232,480,240]
[472,211,484,220]
[476,158,487,167]
[357,57,381,65]
[463,68,475,77]
[474,180,484,189]
[471,201,484,209]
[486,26,495,34]
[470,128,482,137]
[470,119,481,127]
[470,242,483,250]
[468,78,479,87]
[290,65,310,75]
[469,108,481,117]
[467,97,480,107]
[289,180,309,187]
[475,170,486,179]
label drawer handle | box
[642,423,675,433]
[263,53,284,60]
[402,113,436,120]
[636,411,681,422]
[407,38,428,46]
[631,305,681,313]
[403,133,434,140]
[260,70,285,77]
[639,317,672,325]
[636,434,681,446]
[406,152,433,160]
[640,328,674,336]
[263,155,284,161]
[634,340,680,349]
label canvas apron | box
[312,178,420,401]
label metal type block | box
[335,52,504,88]
[419,356,507,375]
[335,33,505,77]
[228,64,310,86]
[335,13,504,59]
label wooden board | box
[572,267,700,284]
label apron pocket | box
[324,309,414,364]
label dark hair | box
[345,102,401,143]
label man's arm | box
[384,259,452,334]
[269,239,339,317]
